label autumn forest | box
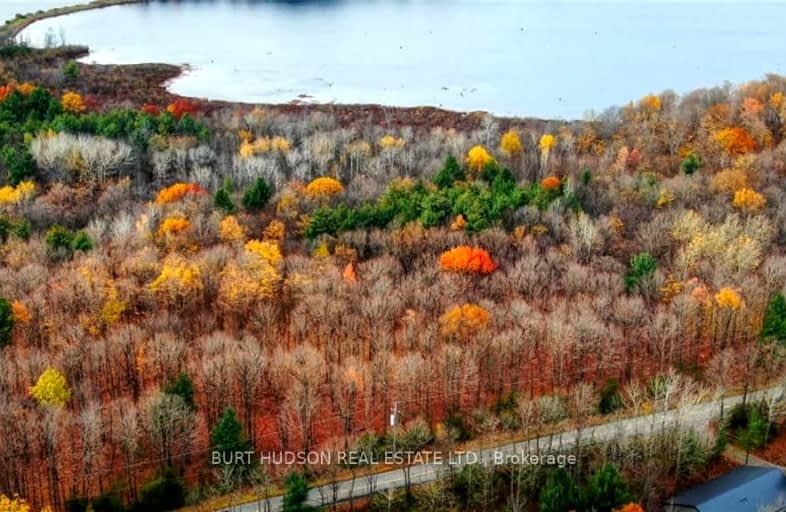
[3,42,786,512]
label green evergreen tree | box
[214,179,236,213]
[433,155,465,188]
[624,252,657,295]
[681,152,701,175]
[539,468,579,512]
[12,219,30,241]
[64,496,89,512]
[44,226,93,259]
[282,472,316,512]
[63,60,79,83]
[90,487,124,512]
[163,372,195,410]
[1,145,36,184]
[71,230,94,252]
[45,225,75,253]
[761,293,786,342]
[0,297,13,349]
[211,408,248,452]
[0,216,10,243]
[131,467,185,512]
[740,407,768,452]
[581,463,632,512]
[598,378,623,415]
[305,207,340,239]
[242,177,273,211]
[419,191,452,228]
[210,407,254,479]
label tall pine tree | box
[762,293,786,342]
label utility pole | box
[390,402,398,453]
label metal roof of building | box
[665,465,786,512]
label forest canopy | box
[2,72,786,511]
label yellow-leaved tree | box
[500,130,523,157]
[219,215,246,242]
[466,145,493,174]
[156,216,193,250]
[378,135,406,150]
[539,133,556,170]
[30,368,71,408]
[306,177,343,200]
[239,136,290,158]
[150,254,203,305]
[639,94,662,113]
[99,285,126,327]
[244,239,282,264]
[263,219,286,241]
[16,82,35,95]
[440,304,491,338]
[715,287,742,311]
[732,188,766,212]
[710,168,749,195]
[218,240,283,311]
[715,286,743,350]
[0,181,35,205]
[0,494,31,512]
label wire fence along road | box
[227,386,784,512]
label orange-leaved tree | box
[157,216,192,238]
[541,175,561,190]
[439,246,497,274]
[343,262,357,283]
[11,300,31,324]
[0,84,14,102]
[712,127,756,156]
[616,504,645,512]
[166,98,199,119]
[640,94,661,112]
[61,91,86,113]
[154,183,205,204]
[141,103,161,116]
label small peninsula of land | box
[0,0,143,42]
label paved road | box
[725,444,783,469]
[226,386,783,512]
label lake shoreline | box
[4,43,565,134]
[0,0,144,42]
[2,0,576,132]
[5,0,571,128]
